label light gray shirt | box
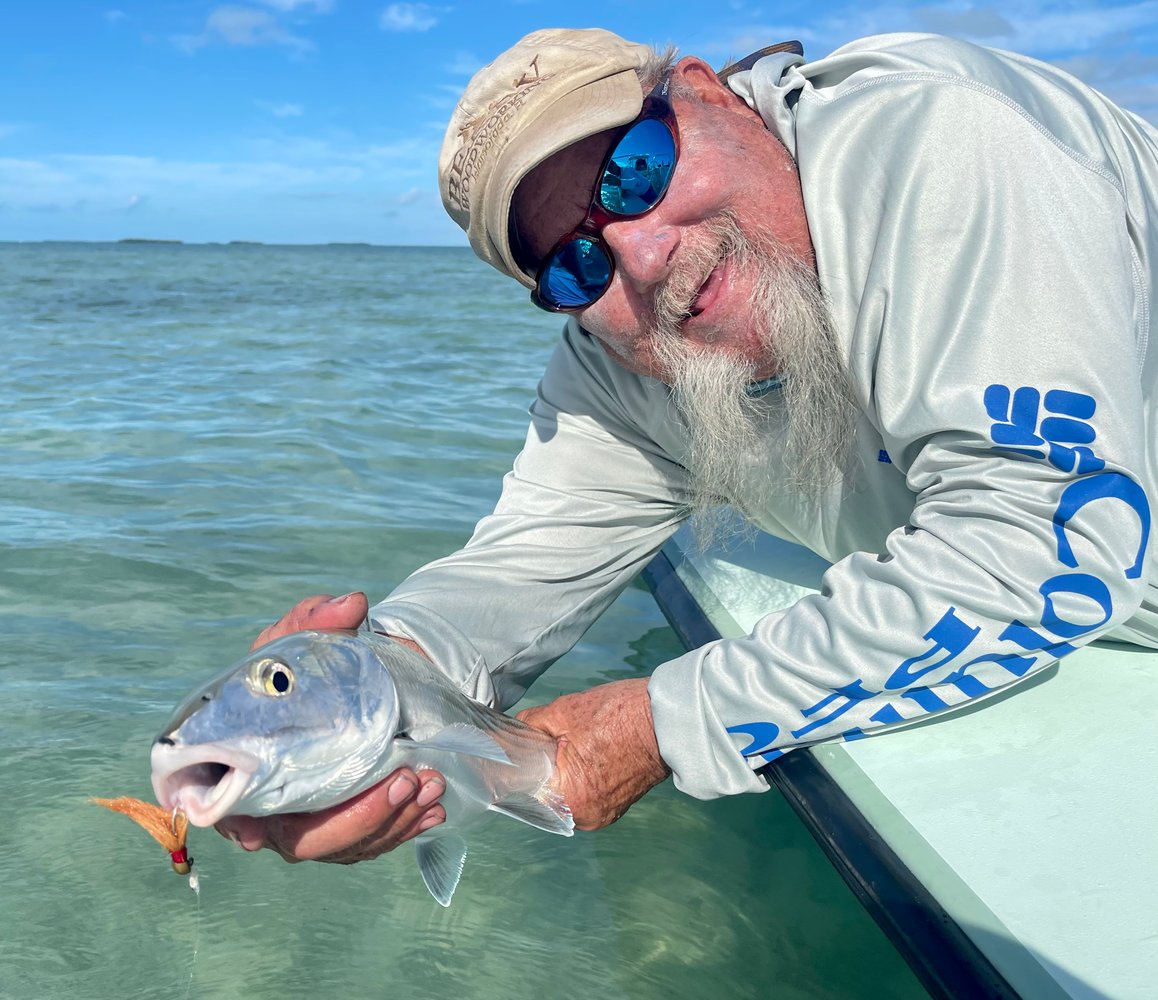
[373,33,1158,799]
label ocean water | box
[0,242,928,1000]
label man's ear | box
[672,56,763,123]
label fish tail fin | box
[415,831,468,907]
[488,787,574,837]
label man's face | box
[512,73,815,383]
[513,62,858,519]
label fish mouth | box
[150,742,260,828]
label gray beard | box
[649,214,858,543]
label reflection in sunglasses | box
[531,73,679,312]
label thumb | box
[253,592,370,649]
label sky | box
[3,1,1158,245]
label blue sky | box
[3,1,1158,244]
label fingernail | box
[327,592,356,604]
[388,774,417,806]
[418,811,444,832]
[416,777,444,807]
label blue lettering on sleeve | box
[986,384,1106,474]
[1038,572,1113,638]
[938,662,1001,698]
[868,702,906,727]
[725,721,781,759]
[944,647,1035,685]
[884,607,981,690]
[1053,473,1151,579]
[997,619,1080,660]
[901,686,949,713]
[985,384,1046,459]
[790,679,876,739]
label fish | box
[150,628,573,905]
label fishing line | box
[169,800,200,1000]
[180,876,201,1000]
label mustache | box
[652,213,749,336]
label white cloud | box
[104,9,128,22]
[256,100,305,117]
[0,132,462,242]
[380,3,440,32]
[174,5,313,54]
[258,0,335,10]
[0,129,443,212]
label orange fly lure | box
[91,796,194,875]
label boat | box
[643,525,1158,1000]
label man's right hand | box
[214,591,447,863]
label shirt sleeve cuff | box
[648,643,771,800]
[368,599,498,708]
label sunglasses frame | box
[531,72,680,312]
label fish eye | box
[250,658,295,697]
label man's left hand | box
[516,678,671,831]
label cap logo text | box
[446,55,551,213]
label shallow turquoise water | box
[0,242,928,999]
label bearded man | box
[220,28,1158,863]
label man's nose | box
[602,216,680,293]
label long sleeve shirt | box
[373,33,1158,799]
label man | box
[221,28,1158,863]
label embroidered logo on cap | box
[446,55,552,213]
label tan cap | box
[439,28,653,289]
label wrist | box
[628,678,672,784]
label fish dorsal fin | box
[415,831,468,907]
[396,723,513,765]
[488,789,574,837]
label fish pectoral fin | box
[415,831,468,907]
[489,790,574,837]
[397,723,513,765]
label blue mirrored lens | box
[599,118,676,216]
[539,237,612,309]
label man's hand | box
[516,678,671,831]
[217,768,447,863]
[214,592,446,862]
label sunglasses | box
[530,72,680,312]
